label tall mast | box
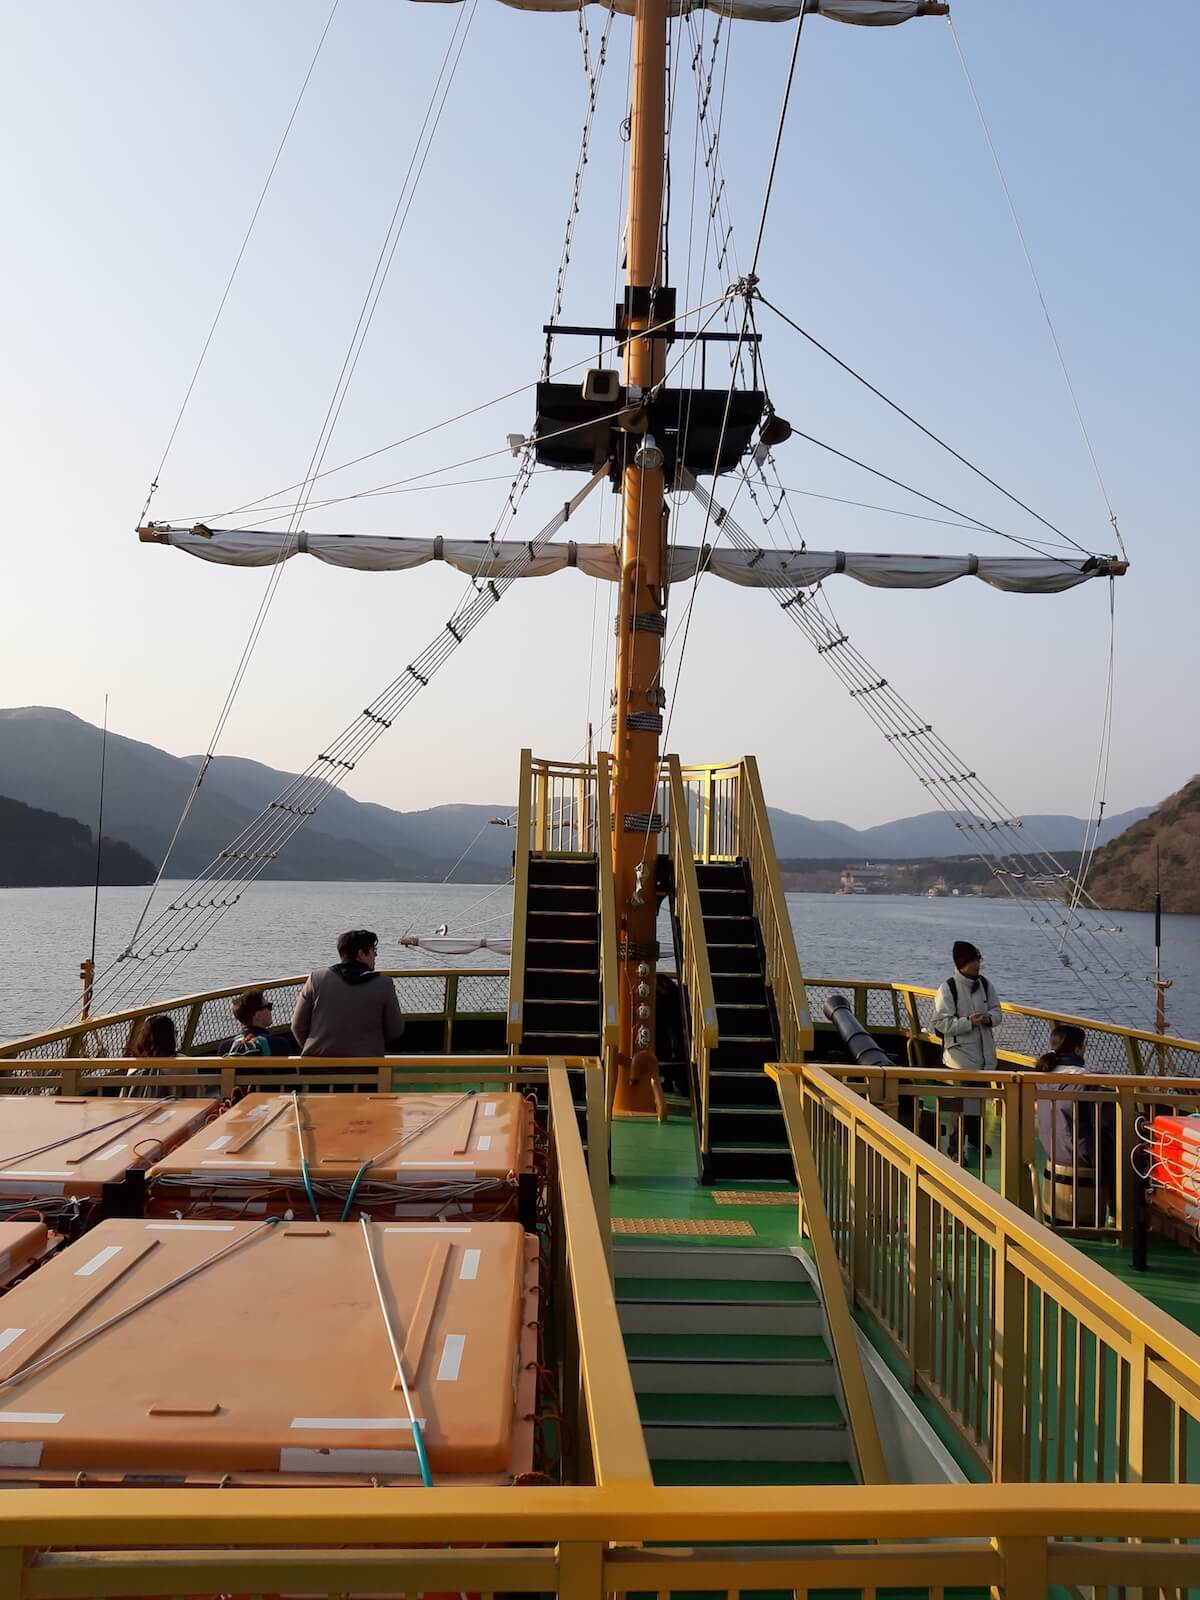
[611,0,669,1114]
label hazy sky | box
[2,0,1196,829]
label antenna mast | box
[80,694,109,1022]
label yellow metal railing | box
[508,747,535,1047]
[0,969,509,1063]
[770,1066,888,1485]
[5,1485,1200,1596]
[666,756,719,1153]
[815,1059,1200,1245]
[738,754,814,1061]
[531,753,597,854]
[595,751,620,1102]
[661,757,742,863]
[806,976,1200,1079]
[791,1062,1200,1483]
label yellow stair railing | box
[737,754,814,1062]
[666,756,719,1154]
[595,751,620,1109]
[786,1061,1200,1484]
[507,747,534,1048]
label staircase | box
[697,861,792,1183]
[615,1243,857,1486]
[520,855,601,1133]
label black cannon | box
[823,993,894,1067]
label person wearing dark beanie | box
[933,939,1002,1160]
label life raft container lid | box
[146,1091,531,1186]
[0,1098,213,1200]
[0,1220,52,1287]
[0,1217,537,1484]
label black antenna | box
[82,695,109,1020]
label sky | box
[1,0,1197,830]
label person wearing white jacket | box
[932,940,1002,1158]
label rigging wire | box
[135,0,341,527]
[947,14,1127,562]
[757,293,1094,556]
[123,1,477,963]
[1065,576,1117,934]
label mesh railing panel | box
[456,973,508,1013]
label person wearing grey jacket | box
[290,929,405,1058]
[932,940,1002,1159]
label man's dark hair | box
[337,929,379,963]
[232,990,267,1027]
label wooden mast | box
[611,0,669,1114]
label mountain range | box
[0,706,1151,884]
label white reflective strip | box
[459,1249,480,1282]
[382,1226,471,1233]
[0,1329,25,1355]
[0,1172,70,1180]
[93,1142,128,1162]
[0,1441,43,1467]
[399,1161,475,1169]
[152,1111,175,1124]
[144,1223,236,1232]
[475,1135,492,1153]
[75,1245,122,1277]
[483,1103,497,1117]
[280,1446,418,1474]
[290,1416,424,1430]
[437,1333,465,1382]
[197,1163,278,1172]
[206,1135,233,1151]
[0,1412,63,1424]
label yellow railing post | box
[508,748,534,1050]
[702,766,715,863]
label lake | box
[2,880,1197,1044]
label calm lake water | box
[2,880,1197,1044]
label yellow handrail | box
[4,1485,1200,1597]
[508,746,534,1048]
[805,976,1200,1076]
[0,968,509,1061]
[595,752,620,1094]
[769,1065,888,1485]
[793,1062,1200,1482]
[666,756,719,1154]
[739,755,814,1060]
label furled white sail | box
[414,0,944,24]
[142,524,1122,595]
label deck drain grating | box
[612,1218,755,1237]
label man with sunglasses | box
[289,929,405,1059]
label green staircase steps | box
[614,1243,856,1489]
[694,861,791,1183]
[521,854,601,1137]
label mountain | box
[0,794,155,886]
[1084,777,1200,915]
[0,706,1150,881]
[0,707,512,882]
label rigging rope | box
[78,469,607,1019]
[123,0,477,967]
[946,14,1127,562]
[757,292,1095,557]
[1065,576,1117,936]
[683,470,1154,1025]
[135,0,341,527]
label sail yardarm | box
[144,525,1122,595]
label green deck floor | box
[611,1108,802,1249]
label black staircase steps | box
[521,855,602,1142]
[696,860,793,1184]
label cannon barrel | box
[823,993,894,1067]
